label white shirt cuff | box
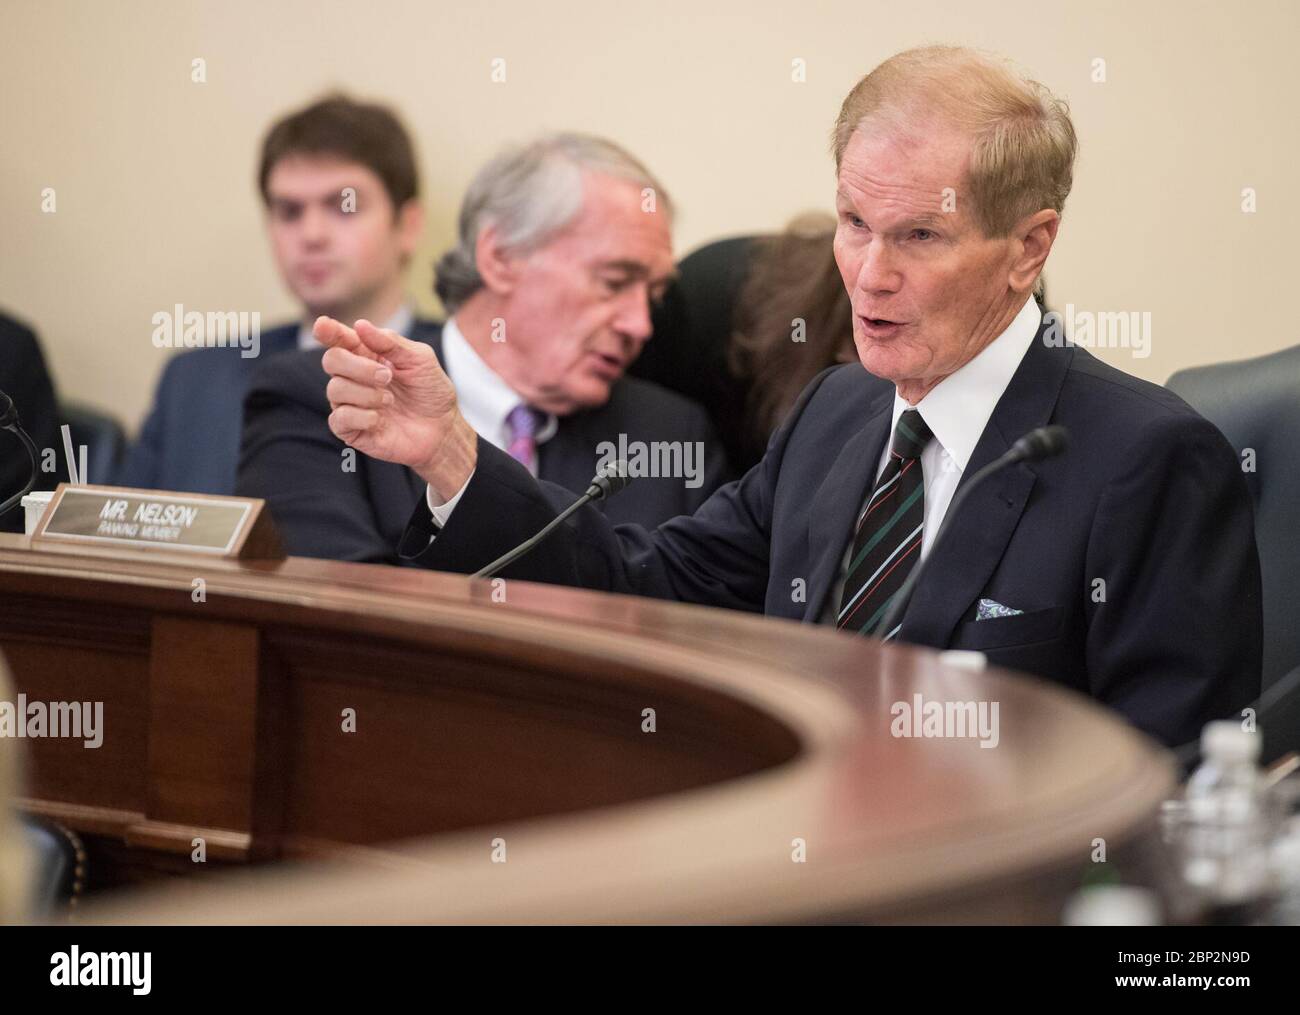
[426,472,474,527]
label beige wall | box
[2,0,1296,433]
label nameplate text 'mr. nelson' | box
[30,484,282,559]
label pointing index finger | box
[355,319,432,370]
[313,316,365,354]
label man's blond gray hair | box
[434,133,673,313]
[831,45,1077,238]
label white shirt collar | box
[440,316,558,451]
[297,304,415,352]
[891,297,1042,472]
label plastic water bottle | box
[1265,814,1300,925]
[1181,721,1274,922]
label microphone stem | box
[874,449,1019,640]
[472,487,600,579]
[0,424,39,519]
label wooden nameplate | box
[29,484,284,560]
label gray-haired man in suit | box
[238,134,726,563]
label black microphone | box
[1007,424,1069,463]
[874,425,1069,640]
[472,459,633,579]
[0,388,40,520]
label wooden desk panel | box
[0,533,1177,922]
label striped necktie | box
[836,408,934,639]
[506,404,543,473]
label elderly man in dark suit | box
[237,133,725,563]
[310,46,1260,749]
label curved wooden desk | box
[0,532,1175,923]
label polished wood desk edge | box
[0,535,1175,812]
[82,736,1174,924]
[1,535,1179,922]
[0,534,1172,759]
[0,537,859,758]
[16,798,253,859]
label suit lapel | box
[899,430,1036,648]
[900,324,1073,648]
[803,389,894,622]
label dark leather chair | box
[20,813,86,919]
[1167,344,1300,686]
[1168,345,1300,762]
[61,401,127,486]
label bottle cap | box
[1200,720,1260,763]
[1062,885,1162,926]
[938,650,987,672]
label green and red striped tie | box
[836,409,934,639]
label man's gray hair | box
[434,133,673,313]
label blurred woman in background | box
[727,214,854,470]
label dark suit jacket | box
[116,325,300,494]
[402,318,1263,749]
[0,313,69,531]
[237,320,727,564]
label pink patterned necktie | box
[506,404,543,473]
